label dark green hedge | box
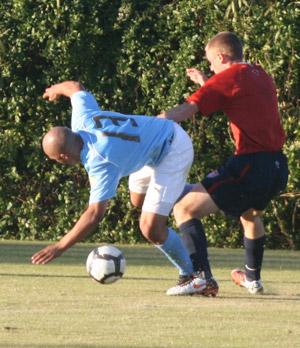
[0,0,299,248]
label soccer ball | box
[86,245,126,284]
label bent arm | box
[159,102,199,123]
[43,81,84,101]
[186,68,208,86]
[31,201,108,264]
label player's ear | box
[59,153,69,161]
[217,53,224,62]
[218,53,230,64]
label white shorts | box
[128,123,194,216]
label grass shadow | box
[1,241,300,272]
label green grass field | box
[1,241,300,348]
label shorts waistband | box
[234,150,283,158]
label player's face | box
[205,47,224,74]
[47,152,78,165]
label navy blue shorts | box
[201,151,289,218]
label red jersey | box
[187,63,285,155]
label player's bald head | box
[42,127,73,155]
[42,127,82,164]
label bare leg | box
[129,191,145,209]
[173,183,219,224]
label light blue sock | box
[155,228,193,276]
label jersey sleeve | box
[186,76,226,116]
[88,162,121,204]
[71,91,101,131]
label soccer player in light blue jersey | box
[31,80,206,295]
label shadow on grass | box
[1,241,300,271]
[3,272,300,300]
[0,241,241,268]
[0,346,157,348]
[217,293,300,301]
[0,242,169,267]
[0,272,172,282]
[1,271,300,283]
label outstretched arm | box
[43,81,84,102]
[159,102,199,123]
[31,201,108,264]
[159,67,207,122]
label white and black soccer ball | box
[86,245,126,284]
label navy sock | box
[244,236,265,281]
[180,218,212,279]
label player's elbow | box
[70,81,84,93]
[86,201,107,224]
[187,102,199,116]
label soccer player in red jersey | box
[161,32,288,296]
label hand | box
[186,68,208,86]
[31,243,63,264]
[43,81,83,101]
[42,85,61,102]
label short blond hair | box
[207,32,243,61]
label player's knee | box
[173,200,193,225]
[241,209,263,221]
[139,217,166,244]
[139,217,153,240]
[241,209,265,239]
[130,198,142,209]
[129,191,145,209]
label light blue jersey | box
[71,91,175,204]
